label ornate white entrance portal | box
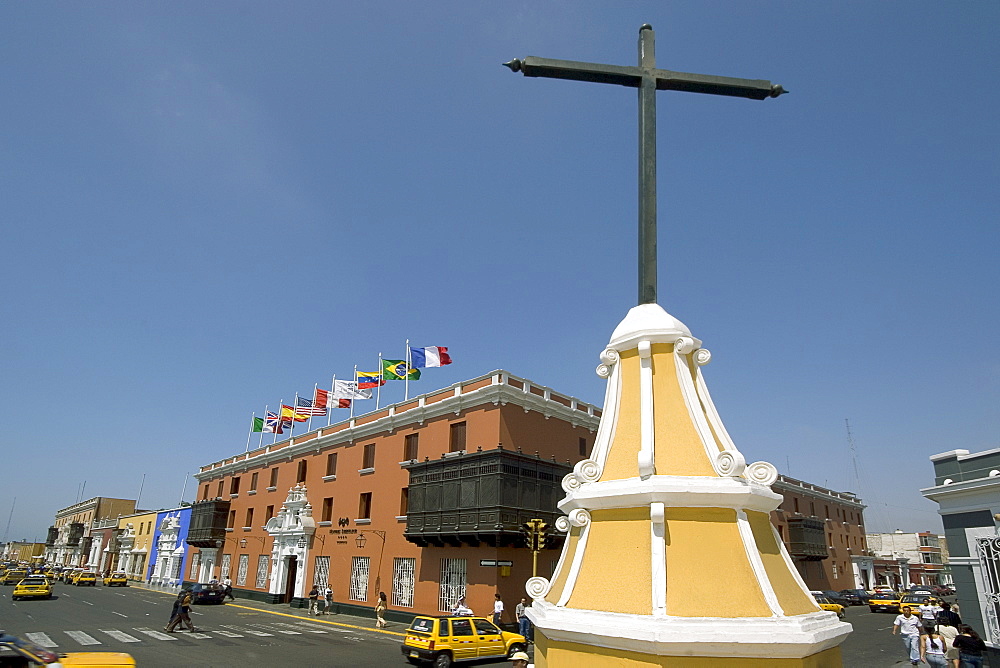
[151,513,184,587]
[265,484,316,603]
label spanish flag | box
[281,405,310,422]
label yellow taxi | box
[73,571,98,586]
[2,569,28,585]
[0,632,135,666]
[402,615,527,667]
[12,575,53,601]
[810,591,845,619]
[868,590,902,613]
[103,572,129,587]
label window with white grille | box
[189,552,201,581]
[350,556,370,601]
[255,555,270,589]
[977,536,1000,644]
[220,554,232,578]
[236,554,249,587]
[392,557,416,608]
[438,558,467,612]
[314,556,331,589]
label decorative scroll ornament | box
[674,337,697,354]
[525,576,552,600]
[573,458,601,483]
[596,348,620,378]
[561,473,582,494]
[568,508,591,527]
[715,450,747,477]
[554,516,571,533]
[694,348,712,366]
[745,461,779,486]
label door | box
[284,557,298,604]
[472,618,507,658]
[447,618,478,661]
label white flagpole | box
[404,339,410,401]
[327,375,335,427]
[290,393,299,438]
[350,367,357,419]
[307,384,317,433]
[376,353,382,410]
[259,404,268,449]
[245,412,255,453]
[273,398,283,444]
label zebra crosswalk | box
[22,622,334,650]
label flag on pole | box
[332,380,372,400]
[382,359,420,381]
[251,416,265,432]
[357,371,385,389]
[264,411,284,434]
[409,346,452,368]
[281,405,310,422]
[295,396,327,416]
[314,387,329,409]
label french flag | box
[410,346,452,368]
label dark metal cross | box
[505,24,786,305]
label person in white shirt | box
[918,598,941,633]
[493,594,505,626]
[893,606,923,666]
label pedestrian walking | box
[492,593,504,626]
[937,601,962,628]
[375,591,388,628]
[516,597,532,640]
[919,598,941,633]
[223,576,234,600]
[892,606,923,666]
[307,584,320,616]
[921,629,948,667]
[509,650,530,668]
[165,590,197,632]
[935,621,960,668]
[323,586,333,615]
[952,625,987,668]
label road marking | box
[99,629,141,643]
[282,622,328,634]
[24,633,57,647]
[133,628,178,641]
[252,623,301,635]
[212,630,245,638]
[187,632,214,639]
[64,631,101,645]
[82,600,94,606]
[111,611,127,617]
[221,624,272,637]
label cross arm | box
[503,57,642,88]
[653,68,786,100]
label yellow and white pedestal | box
[525,304,851,667]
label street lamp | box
[355,531,387,596]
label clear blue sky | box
[2,2,997,542]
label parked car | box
[811,593,846,620]
[869,590,902,613]
[402,615,527,667]
[932,584,955,596]
[838,589,870,606]
[189,583,226,604]
[103,572,129,587]
[0,632,135,666]
[816,590,851,607]
[12,576,53,601]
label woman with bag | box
[375,591,388,628]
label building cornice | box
[196,370,601,482]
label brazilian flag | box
[382,359,420,381]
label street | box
[2,584,968,667]
[1,582,409,667]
